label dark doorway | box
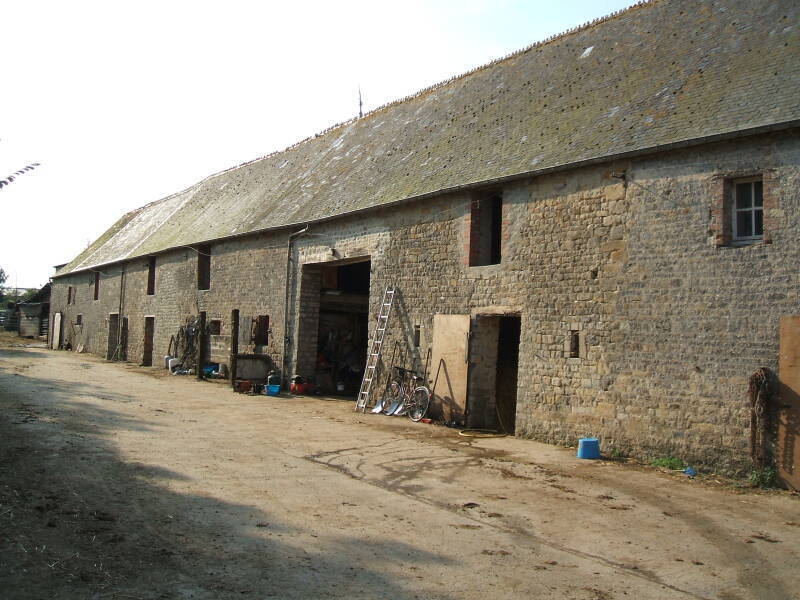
[495,316,521,434]
[120,317,129,361]
[107,314,119,360]
[143,317,155,366]
[315,260,370,397]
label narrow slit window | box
[67,286,73,304]
[76,314,83,326]
[93,272,100,300]
[147,257,156,295]
[413,325,421,348]
[197,245,211,290]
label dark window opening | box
[414,324,421,348]
[252,315,270,345]
[209,319,222,336]
[147,257,156,295]
[197,245,211,290]
[469,193,503,266]
[67,286,73,304]
[93,272,100,300]
[569,330,580,358]
[76,314,83,326]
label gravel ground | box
[1,332,798,600]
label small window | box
[413,325,421,348]
[76,314,83,326]
[209,320,222,336]
[732,178,763,242]
[93,272,100,300]
[147,257,156,295]
[469,193,502,266]
[251,315,270,345]
[67,286,74,304]
[197,245,211,290]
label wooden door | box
[51,312,62,350]
[430,314,471,425]
[778,316,800,490]
[107,314,119,360]
[143,317,155,366]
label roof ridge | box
[184,0,653,184]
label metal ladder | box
[355,286,395,412]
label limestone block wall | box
[51,129,800,475]
[515,131,800,475]
[51,233,290,371]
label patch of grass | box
[749,467,777,488]
[605,447,628,461]
[650,456,686,470]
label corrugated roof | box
[58,0,800,276]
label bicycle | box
[381,366,431,422]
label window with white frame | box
[732,178,763,242]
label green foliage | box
[650,456,687,470]
[0,268,6,286]
[749,467,777,488]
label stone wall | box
[51,129,800,475]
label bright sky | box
[1,0,633,288]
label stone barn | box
[50,0,800,479]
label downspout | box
[282,224,309,389]
[116,264,126,360]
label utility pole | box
[358,86,363,118]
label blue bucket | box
[266,384,281,396]
[577,437,601,459]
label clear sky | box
[0,0,634,288]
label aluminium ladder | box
[355,286,396,412]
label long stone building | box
[50,0,800,478]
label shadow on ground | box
[0,361,457,600]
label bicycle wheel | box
[383,381,404,415]
[407,386,431,422]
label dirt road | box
[1,336,798,599]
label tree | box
[0,268,6,304]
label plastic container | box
[266,384,281,396]
[167,358,181,372]
[202,363,219,376]
[577,437,601,459]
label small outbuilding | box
[17,283,51,340]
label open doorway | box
[495,316,521,434]
[315,260,370,397]
[466,314,520,432]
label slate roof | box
[57,0,800,276]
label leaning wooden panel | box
[430,314,471,425]
[778,316,800,491]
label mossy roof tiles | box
[58,0,800,276]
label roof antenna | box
[358,86,363,118]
